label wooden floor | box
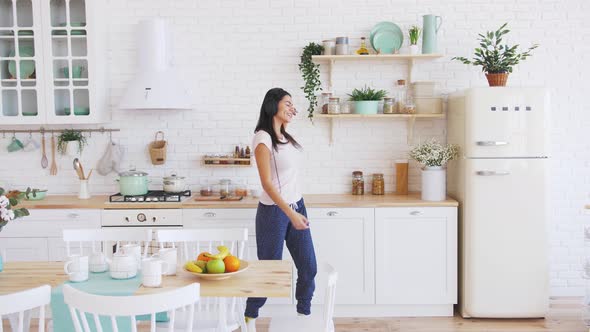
[3,297,589,332]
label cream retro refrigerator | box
[447,87,550,318]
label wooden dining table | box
[0,260,292,331]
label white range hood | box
[119,19,192,110]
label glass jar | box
[200,180,214,196]
[394,79,407,113]
[372,173,385,195]
[234,179,248,197]
[383,97,395,114]
[340,100,352,114]
[319,92,333,114]
[328,97,340,114]
[404,94,416,114]
[219,179,232,197]
[352,171,364,195]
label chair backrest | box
[156,228,248,261]
[322,263,338,332]
[63,283,200,332]
[0,285,51,332]
[63,228,153,257]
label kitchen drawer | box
[307,207,375,220]
[0,209,101,238]
[183,209,256,234]
[375,207,455,220]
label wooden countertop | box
[19,193,458,210]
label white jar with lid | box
[335,37,349,55]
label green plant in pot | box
[299,42,324,121]
[348,85,387,115]
[57,129,87,156]
[408,25,421,55]
[452,23,538,87]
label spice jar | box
[383,97,395,114]
[219,179,232,197]
[352,171,364,195]
[372,173,385,195]
[394,79,407,113]
[328,97,340,114]
[319,92,333,114]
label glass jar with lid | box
[319,92,333,114]
[352,171,364,195]
[328,97,340,114]
[383,97,395,114]
[372,173,385,195]
[219,179,232,197]
[394,79,407,113]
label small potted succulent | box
[452,23,538,87]
[57,129,87,157]
[408,25,421,55]
[409,139,459,201]
[348,85,387,115]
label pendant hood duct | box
[119,19,192,110]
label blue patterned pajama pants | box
[245,198,317,318]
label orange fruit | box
[223,255,240,273]
[197,252,212,262]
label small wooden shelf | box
[202,157,252,167]
[316,112,446,145]
[312,54,444,61]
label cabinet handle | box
[410,211,421,216]
[476,170,510,176]
[68,213,79,219]
[326,211,338,217]
[204,212,216,218]
[476,141,508,146]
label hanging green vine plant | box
[299,42,324,121]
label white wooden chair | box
[62,228,153,257]
[268,263,338,332]
[155,228,249,332]
[63,283,200,332]
[0,285,51,332]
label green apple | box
[206,259,225,274]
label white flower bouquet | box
[409,139,460,168]
[0,187,30,232]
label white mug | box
[141,258,169,287]
[22,137,40,152]
[120,244,142,269]
[153,248,177,276]
[89,252,108,273]
[64,255,89,282]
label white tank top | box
[252,130,302,206]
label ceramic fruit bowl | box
[182,260,249,281]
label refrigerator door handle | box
[476,141,509,146]
[476,170,511,176]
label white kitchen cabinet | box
[375,207,457,305]
[0,209,101,261]
[0,0,107,125]
[307,207,375,305]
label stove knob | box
[130,197,137,202]
[145,197,151,202]
[137,213,147,222]
[152,217,157,222]
[125,217,130,222]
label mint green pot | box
[354,101,379,115]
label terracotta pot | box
[485,73,509,87]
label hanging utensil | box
[86,169,93,180]
[50,134,57,176]
[41,133,48,169]
[73,158,84,180]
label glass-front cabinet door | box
[0,0,106,125]
[0,0,45,124]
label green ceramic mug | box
[7,137,24,152]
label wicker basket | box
[485,73,509,87]
[149,131,167,165]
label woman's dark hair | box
[254,87,301,151]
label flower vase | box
[409,44,419,55]
[421,166,446,201]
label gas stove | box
[108,190,191,203]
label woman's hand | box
[288,211,310,230]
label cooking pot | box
[163,173,187,193]
[117,169,149,196]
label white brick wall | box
[1,0,588,297]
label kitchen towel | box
[51,271,167,332]
[96,141,124,176]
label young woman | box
[244,88,317,328]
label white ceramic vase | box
[409,44,420,55]
[421,166,446,201]
[65,141,81,157]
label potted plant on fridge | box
[57,129,87,156]
[299,42,324,121]
[348,85,387,115]
[409,139,459,201]
[452,23,538,87]
[0,187,30,271]
[408,25,421,55]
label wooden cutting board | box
[194,196,244,202]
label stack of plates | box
[370,22,403,54]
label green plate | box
[370,22,403,52]
[373,29,402,54]
[8,46,35,79]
